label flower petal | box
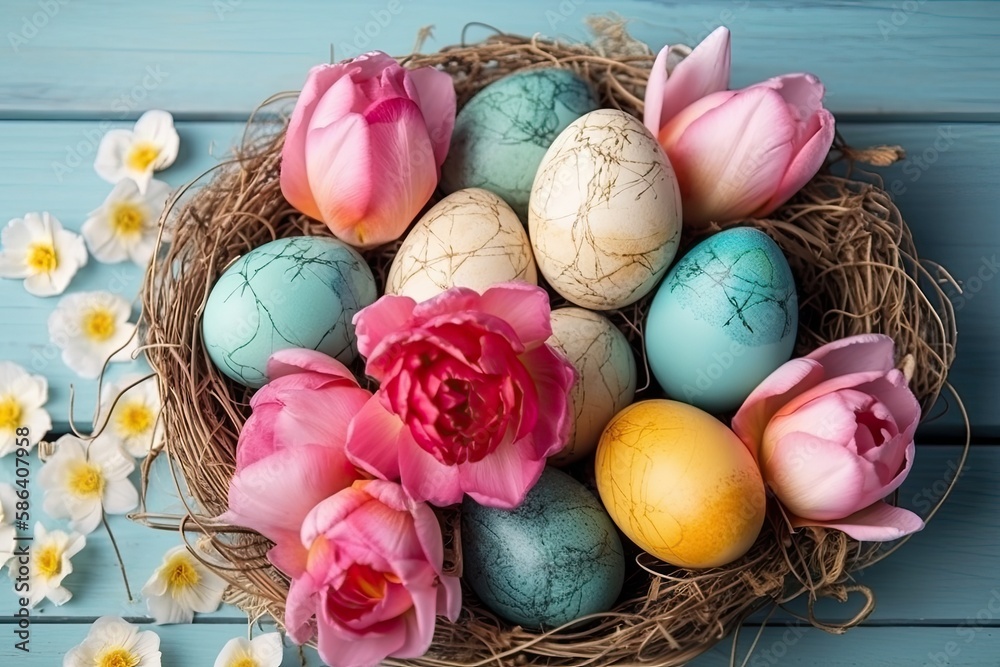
[652,26,731,131]
[133,110,180,171]
[94,130,133,184]
[791,500,924,541]
[265,347,358,383]
[346,396,406,481]
[403,66,457,167]
[478,283,553,348]
[397,431,463,506]
[642,44,670,136]
[458,435,546,509]
[806,334,896,376]
[353,294,416,361]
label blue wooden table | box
[1,1,998,664]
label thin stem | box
[103,513,134,602]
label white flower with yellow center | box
[142,544,228,624]
[214,633,284,667]
[0,484,17,569]
[0,212,88,297]
[63,616,162,667]
[94,110,179,194]
[83,179,171,266]
[39,434,138,534]
[9,522,86,607]
[0,361,52,457]
[96,374,163,458]
[48,291,139,379]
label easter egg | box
[529,109,681,310]
[645,227,798,413]
[462,467,625,628]
[595,400,765,568]
[385,188,536,302]
[441,69,599,219]
[547,308,637,465]
[202,236,376,388]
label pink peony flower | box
[346,283,575,509]
[222,349,371,576]
[280,51,456,248]
[285,479,461,667]
[733,334,924,541]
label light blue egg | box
[202,236,376,388]
[441,69,599,220]
[645,227,798,413]
[461,467,624,629]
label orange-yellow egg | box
[595,399,766,568]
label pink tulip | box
[643,26,732,137]
[280,51,456,248]
[732,335,924,542]
[644,28,835,228]
[285,479,461,667]
[346,283,576,509]
[222,349,371,576]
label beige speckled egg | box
[386,188,537,301]
[529,109,682,310]
[547,308,637,465]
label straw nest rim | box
[136,23,964,667]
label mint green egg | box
[441,69,599,220]
[202,236,376,388]
[645,228,798,413]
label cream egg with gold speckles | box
[595,399,765,568]
[547,308,636,465]
[529,109,682,310]
[385,188,537,302]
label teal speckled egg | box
[441,69,599,219]
[202,236,376,388]
[461,467,625,629]
[645,227,798,413]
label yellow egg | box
[595,400,765,568]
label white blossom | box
[0,212,87,296]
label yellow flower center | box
[0,396,22,432]
[126,142,160,172]
[97,647,141,667]
[230,656,258,667]
[82,308,117,342]
[110,202,147,237]
[26,242,58,273]
[165,553,200,591]
[115,401,154,438]
[35,545,62,579]
[68,460,105,498]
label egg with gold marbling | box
[385,188,536,302]
[529,109,682,310]
[595,399,766,568]
[546,307,636,465]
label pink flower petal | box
[410,286,481,323]
[669,86,797,225]
[301,485,371,546]
[357,97,438,247]
[397,431,463,506]
[304,113,374,242]
[353,294,417,360]
[642,45,670,136]
[758,110,834,216]
[657,27,731,129]
[266,348,358,383]
[236,402,281,468]
[790,501,924,541]
[519,345,575,458]
[732,358,825,460]
[285,575,321,644]
[478,283,554,348]
[806,334,896,377]
[458,435,547,509]
[777,370,889,418]
[275,386,372,460]
[403,67,457,167]
[753,73,826,127]
[346,397,407,481]
[394,574,441,659]
[268,541,310,578]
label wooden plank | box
[0,0,998,120]
[0,445,996,626]
[2,120,997,434]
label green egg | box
[461,467,625,629]
[441,69,599,220]
[201,236,376,388]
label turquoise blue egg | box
[461,467,624,629]
[202,236,376,388]
[645,227,798,413]
[441,69,599,219]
